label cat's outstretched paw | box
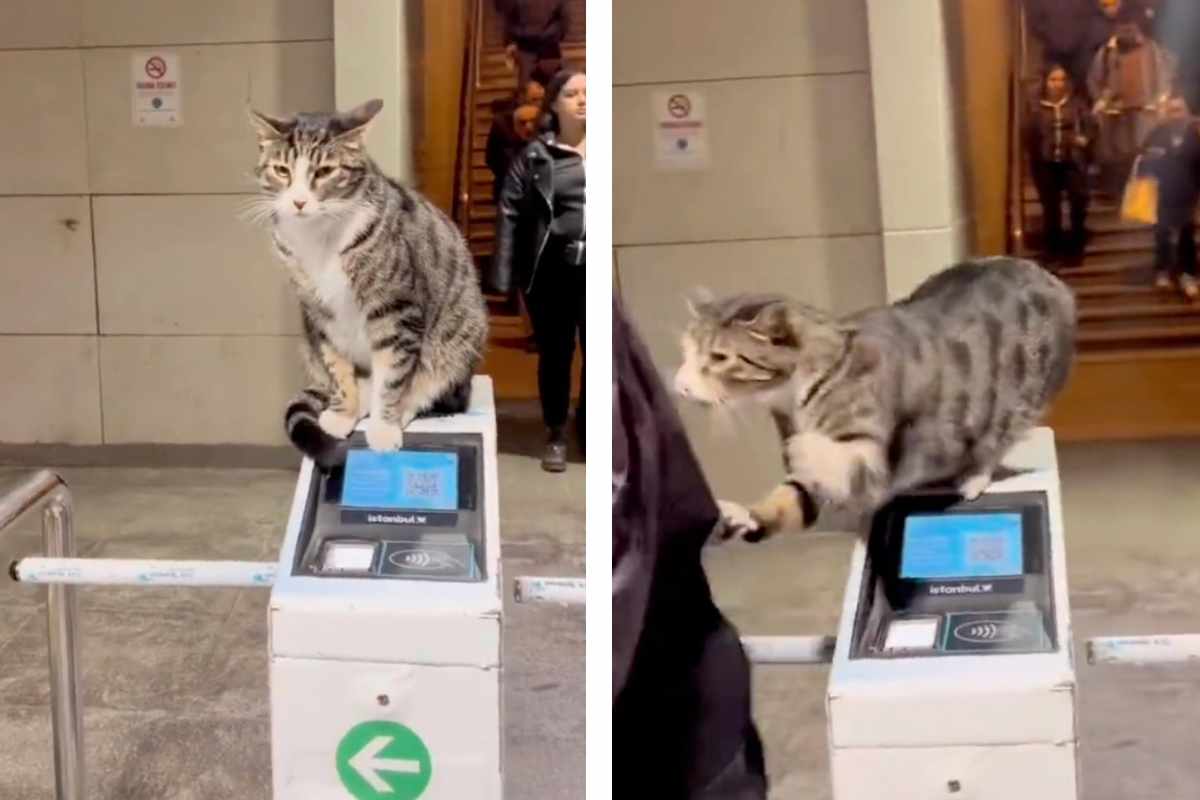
[958,471,993,501]
[318,409,358,439]
[365,418,406,451]
[716,500,768,543]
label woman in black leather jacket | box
[489,70,586,473]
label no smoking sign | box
[131,51,182,127]
[653,90,709,170]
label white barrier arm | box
[1087,635,1200,665]
[513,576,585,605]
[742,636,837,664]
[12,558,278,588]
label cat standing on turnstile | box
[244,99,488,468]
[673,257,1077,541]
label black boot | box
[542,427,567,473]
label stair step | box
[470,224,496,242]
[1084,229,1154,256]
[1077,320,1200,350]
[1072,283,1157,300]
[1058,249,1153,276]
[1078,298,1200,322]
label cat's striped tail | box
[284,388,348,470]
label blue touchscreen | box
[342,450,459,511]
[900,513,1023,579]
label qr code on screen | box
[967,534,1006,564]
[405,470,440,498]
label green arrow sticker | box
[336,721,432,799]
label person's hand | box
[504,43,517,72]
[1075,135,1089,148]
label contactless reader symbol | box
[954,621,1019,644]
[388,548,464,573]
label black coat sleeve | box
[488,147,533,295]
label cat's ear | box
[738,302,800,348]
[334,99,384,150]
[248,108,294,143]
[684,286,715,318]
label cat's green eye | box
[314,166,336,179]
[272,164,291,179]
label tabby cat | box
[248,99,487,466]
[674,257,1077,542]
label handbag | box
[1121,155,1159,225]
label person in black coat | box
[1024,0,1156,96]
[485,79,545,204]
[613,298,768,800]
[489,71,586,472]
[1140,94,1200,299]
[1025,64,1096,265]
[1025,0,1107,94]
[503,0,569,89]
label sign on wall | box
[132,52,182,127]
[653,90,709,170]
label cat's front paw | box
[318,409,358,439]
[716,500,767,543]
[958,471,993,501]
[365,418,406,451]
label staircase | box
[1024,188,1200,354]
[459,0,586,400]
[1014,14,1200,439]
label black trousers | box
[1034,161,1088,257]
[527,257,584,429]
[1155,222,1198,275]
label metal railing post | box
[43,494,84,800]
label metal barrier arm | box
[0,470,83,800]
[13,558,278,587]
[1087,635,1200,665]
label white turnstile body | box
[828,427,1077,799]
[269,377,502,799]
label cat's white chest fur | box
[275,212,373,368]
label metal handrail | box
[0,470,83,800]
[452,0,486,233]
[1009,3,1030,257]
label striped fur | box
[676,257,1077,542]
[249,99,487,464]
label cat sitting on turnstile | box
[673,257,1076,542]
[244,99,488,468]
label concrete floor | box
[0,411,584,799]
[705,438,1200,799]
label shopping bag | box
[1121,158,1158,225]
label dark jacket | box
[1088,23,1176,110]
[504,0,568,49]
[613,299,767,799]
[1024,92,1096,170]
[489,134,581,296]
[1025,0,1104,56]
[485,99,522,200]
[1141,119,1200,227]
[1026,0,1157,53]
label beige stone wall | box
[613,0,887,500]
[0,1,334,446]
